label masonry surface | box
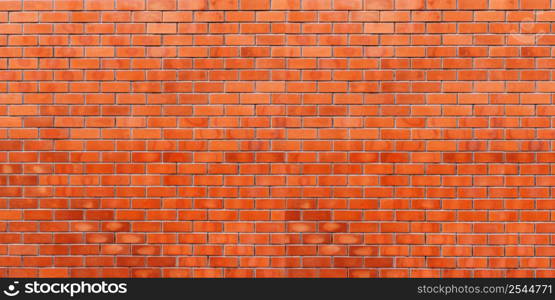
[2,0,555,278]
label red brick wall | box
[1,0,555,278]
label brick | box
[365,0,393,9]
[395,0,424,9]
[521,0,550,9]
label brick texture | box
[1,0,555,278]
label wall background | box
[1,0,555,277]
